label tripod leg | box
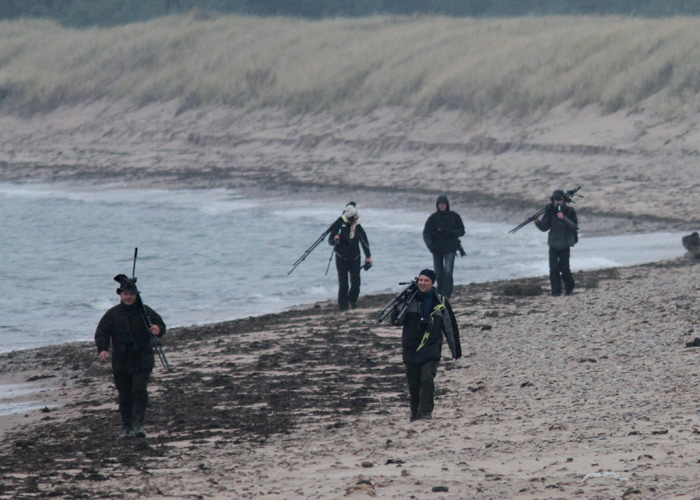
[325,247,335,275]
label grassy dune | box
[2,13,700,116]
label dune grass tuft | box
[2,13,700,117]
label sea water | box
[0,182,687,355]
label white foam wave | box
[571,256,621,270]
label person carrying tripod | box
[534,188,579,296]
[329,204,372,311]
[95,275,166,438]
[390,269,461,421]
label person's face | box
[438,202,447,211]
[120,291,138,305]
[553,196,564,205]
[418,276,434,293]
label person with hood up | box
[328,204,372,310]
[422,195,465,299]
[534,188,579,296]
[391,269,461,421]
[95,275,166,438]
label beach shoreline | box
[3,102,700,498]
[3,256,700,498]
[0,174,687,240]
[2,101,700,234]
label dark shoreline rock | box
[682,232,700,258]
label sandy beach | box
[2,258,700,499]
[2,103,700,499]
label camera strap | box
[416,300,446,352]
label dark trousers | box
[336,256,361,310]
[406,360,438,418]
[432,251,456,299]
[113,367,151,428]
[548,247,574,296]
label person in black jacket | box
[535,189,579,296]
[95,276,166,438]
[423,195,465,299]
[391,269,461,421]
[328,204,372,311]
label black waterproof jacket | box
[423,195,465,254]
[392,290,461,365]
[535,205,579,249]
[95,301,166,373]
[328,216,371,262]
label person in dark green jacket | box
[95,276,166,439]
[391,269,461,422]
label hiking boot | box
[416,412,432,420]
[120,425,134,439]
[133,424,146,438]
[133,404,147,438]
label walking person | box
[328,204,372,310]
[534,188,579,296]
[391,269,461,421]
[423,194,465,299]
[95,275,166,438]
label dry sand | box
[2,102,700,499]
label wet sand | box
[2,258,700,499]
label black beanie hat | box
[419,269,436,283]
